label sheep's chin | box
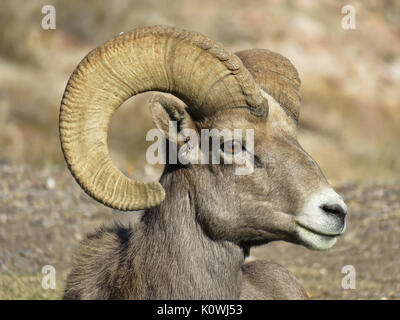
[295,223,338,251]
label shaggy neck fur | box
[139,167,246,299]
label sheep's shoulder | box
[63,222,142,300]
[240,260,307,300]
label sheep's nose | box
[296,188,347,238]
[321,203,347,219]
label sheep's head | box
[60,26,347,251]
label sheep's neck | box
[140,168,245,299]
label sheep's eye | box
[221,140,243,155]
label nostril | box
[321,203,347,219]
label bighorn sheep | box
[60,26,347,299]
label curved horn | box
[60,26,266,211]
[235,49,301,121]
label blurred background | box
[0,0,399,299]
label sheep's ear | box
[149,94,197,142]
[149,94,200,164]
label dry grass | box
[0,272,66,300]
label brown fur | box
[64,103,330,299]
[63,39,345,299]
[241,261,307,299]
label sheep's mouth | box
[294,222,340,251]
[295,221,344,237]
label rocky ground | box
[0,164,399,299]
